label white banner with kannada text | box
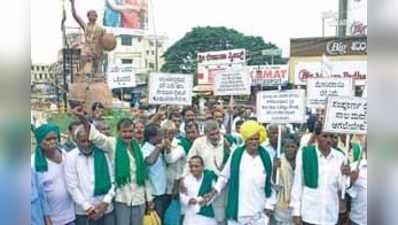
[306,77,354,109]
[148,73,193,105]
[323,96,367,134]
[213,68,251,96]
[256,89,306,124]
[107,65,136,89]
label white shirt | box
[165,138,188,194]
[89,124,153,205]
[180,173,217,225]
[290,147,346,225]
[347,159,367,225]
[64,148,115,215]
[214,150,277,221]
[32,152,75,225]
[261,141,277,159]
[184,136,226,177]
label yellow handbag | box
[143,211,161,225]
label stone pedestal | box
[69,78,113,112]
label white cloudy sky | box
[31,0,338,64]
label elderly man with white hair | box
[64,126,116,225]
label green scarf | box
[226,145,272,220]
[197,170,217,218]
[352,143,362,162]
[33,123,61,172]
[222,135,235,165]
[92,146,112,196]
[114,137,147,187]
[178,137,193,154]
[302,145,318,188]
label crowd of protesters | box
[31,100,367,225]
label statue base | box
[69,77,113,112]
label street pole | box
[155,37,159,72]
[338,0,348,37]
[322,17,325,37]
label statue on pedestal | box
[68,0,118,109]
[70,0,117,78]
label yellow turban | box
[240,120,268,144]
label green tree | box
[161,26,286,78]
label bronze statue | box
[70,0,116,77]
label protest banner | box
[256,89,306,124]
[323,96,367,134]
[197,49,246,85]
[247,65,289,87]
[148,73,193,105]
[213,68,251,96]
[306,77,354,108]
[107,65,136,89]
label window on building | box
[151,50,155,55]
[121,35,133,46]
[31,66,34,71]
[41,66,45,71]
[145,59,148,68]
[121,59,133,64]
[149,41,154,46]
[146,50,150,55]
[39,74,42,79]
[149,63,154,69]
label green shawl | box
[302,145,318,188]
[114,137,147,187]
[33,123,61,172]
[197,170,217,218]
[92,146,112,196]
[178,137,193,154]
[226,145,272,221]
[352,143,362,162]
[222,135,235,165]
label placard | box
[306,77,354,108]
[148,73,193,105]
[107,65,136,89]
[323,96,367,134]
[213,68,251,96]
[256,89,306,124]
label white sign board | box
[306,77,354,108]
[256,89,306,124]
[197,49,246,66]
[107,65,136,89]
[248,65,289,87]
[294,60,367,86]
[213,68,251,96]
[323,96,367,134]
[148,73,193,105]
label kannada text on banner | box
[323,96,367,134]
[213,68,251,96]
[148,73,193,105]
[306,77,354,108]
[256,89,306,124]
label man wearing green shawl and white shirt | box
[183,120,234,225]
[203,120,276,225]
[65,126,116,225]
[75,114,154,225]
[290,126,351,225]
[31,123,76,225]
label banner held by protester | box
[148,72,193,106]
